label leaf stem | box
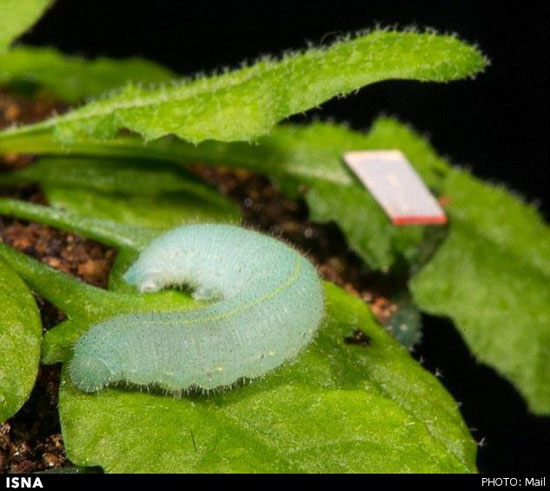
[0,198,154,250]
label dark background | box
[21,0,549,473]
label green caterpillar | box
[70,224,324,393]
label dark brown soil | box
[0,89,397,473]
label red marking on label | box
[392,215,448,226]
[343,150,447,226]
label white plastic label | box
[343,150,447,226]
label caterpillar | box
[69,224,324,393]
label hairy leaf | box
[0,46,175,102]
[0,156,240,229]
[0,156,212,195]
[57,283,475,473]
[45,186,238,229]
[0,257,41,422]
[0,30,485,145]
[410,169,550,414]
[0,198,156,250]
[0,0,53,52]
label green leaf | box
[0,256,41,422]
[0,46,176,102]
[0,156,240,229]
[0,156,211,195]
[410,169,550,414]
[45,186,239,231]
[0,0,54,52]
[0,30,486,145]
[0,198,155,250]
[57,282,475,473]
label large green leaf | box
[0,156,211,195]
[0,156,240,229]
[0,256,41,422]
[0,198,156,250]
[410,169,550,415]
[0,46,175,102]
[0,0,53,52]
[57,283,475,473]
[44,186,238,230]
[0,30,485,145]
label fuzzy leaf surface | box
[410,169,550,414]
[0,156,240,229]
[0,30,485,144]
[0,257,41,421]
